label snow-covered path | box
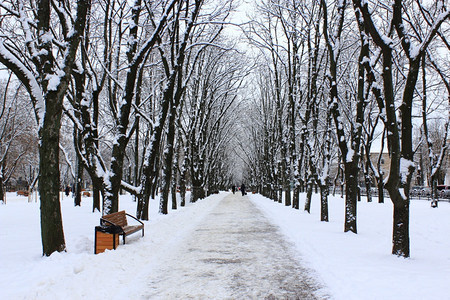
[143,193,325,299]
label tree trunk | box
[138,93,170,219]
[159,187,169,214]
[357,186,361,202]
[292,185,299,209]
[391,195,410,257]
[103,146,123,214]
[171,179,177,210]
[272,183,278,202]
[300,179,305,193]
[344,166,358,233]
[74,154,83,207]
[152,176,158,200]
[320,184,329,222]
[0,176,4,204]
[92,182,101,212]
[180,158,187,207]
[430,174,438,207]
[160,108,177,215]
[39,95,66,256]
[137,164,156,221]
[377,176,384,204]
[284,186,291,207]
[171,140,180,210]
[364,167,372,203]
[304,180,313,213]
[191,185,205,203]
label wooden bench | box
[100,210,144,244]
[17,190,29,197]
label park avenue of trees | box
[0,0,448,258]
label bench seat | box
[122,225,143,235]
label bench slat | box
[123,225,144,235]
[102,211,128,227]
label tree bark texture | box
[160,109,177,214]
[304,180,313,213]
[392,197,410,257]
[320,185,329,222]
[39,91,66,255]
[284,187,291,207]
[292,186,299,209]
[92,186,101,212]
[344,166,358,233]
[191,185,205,203]
[0,175,5,204]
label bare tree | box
[0,77,35,203]
[322,0,367,233]
[420,52,449,207]
[0,0,90,255]
[352,0,449,257]
[61,0,178,216]
[137,0,206,219]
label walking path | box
[144,193,326,299]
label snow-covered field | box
[0,191,449,299]
[252,194,450,300]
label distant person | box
[231,185,236,194]
[241,183,246,196]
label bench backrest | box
[102,210,128,227]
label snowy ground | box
[0,191,449,299]
[253,194,450,300]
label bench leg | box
[123,234,126,245]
